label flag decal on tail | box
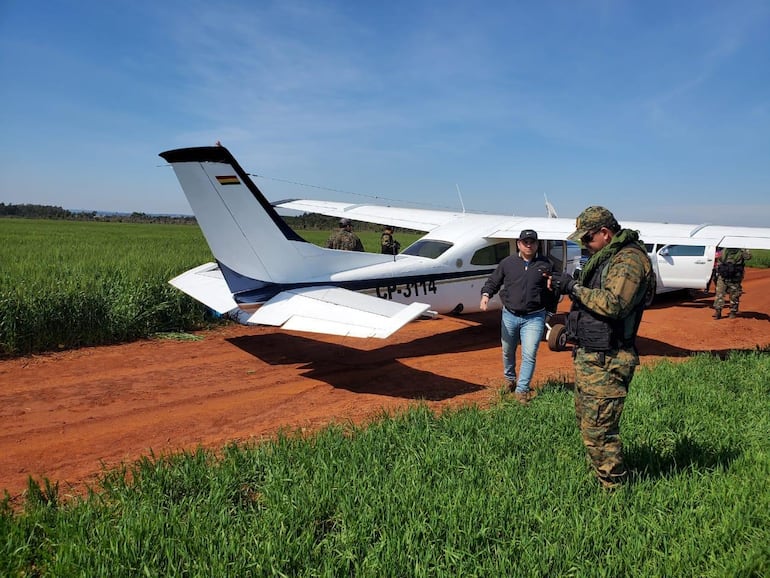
[216,175,240,185]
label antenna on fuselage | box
[455,184,466,214]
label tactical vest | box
[716,250,745,280]
[567,243,650,352]
[380,233,400,254]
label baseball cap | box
[518,229,538,241]
[567,206,619,243]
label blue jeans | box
[500,308,546,394]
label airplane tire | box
[547,323,567,351]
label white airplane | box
[160,145,770,348]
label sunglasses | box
[580,229,601,245]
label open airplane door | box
[541,239,575,351]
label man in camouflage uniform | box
[326,218,364,252]
[380,225,401,255]
[713,247,751,319]
[551,206,654,489]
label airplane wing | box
[274,199,468,232]
[170,263,432,338]
[488,217,770,249]
[249,286,434,339]
[622,221,770,250]
[487,217,577,240]
[276,199,770,250]
[719,235,770,250]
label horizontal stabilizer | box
[169,263,239,314]
[249,286,432,338]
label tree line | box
[0,203,197,224]
[0,202,412,232]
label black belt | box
[505,306,544,316]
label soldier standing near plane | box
[550,206,654,489]
[480,229,556,405]
[326,218,364,251]
[380,225,401,255]
[713,247,751,319]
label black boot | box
[728,309,737,319]
[713,309,721,319]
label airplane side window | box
[644,243,654,253]
[545,240,564,272]
[664,245,705,257]
[400,240,453,259]
[470,241,510,265]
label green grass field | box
[2,351,768,576]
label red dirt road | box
[2,269,769,500]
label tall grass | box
[749,248,770,268]
[3,351,768,576]
[299,229,422,253]
[0,219,216,356]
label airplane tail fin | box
[159,146,319,289]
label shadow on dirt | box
[227,316,500,399]
[636,336,768,358]
[735,310,770,322]
[651,289,770,321]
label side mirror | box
[659,247,669,257]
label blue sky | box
[1,0,769,226]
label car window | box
[662,245,705,257]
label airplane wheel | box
[547,323,567,351]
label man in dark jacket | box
[480,229,556,404]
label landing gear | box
[450,303,464,315]
[546,323,567,351]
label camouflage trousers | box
[573,347,638,488]
[714,277,743,313]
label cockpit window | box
[470,241,510,265]
[401,239,453,259]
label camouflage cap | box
[339,218,352,227]
[567,206,619,243]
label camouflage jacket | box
[716,248,751,279]
[569,229,653,350]
[326,230,364,252]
